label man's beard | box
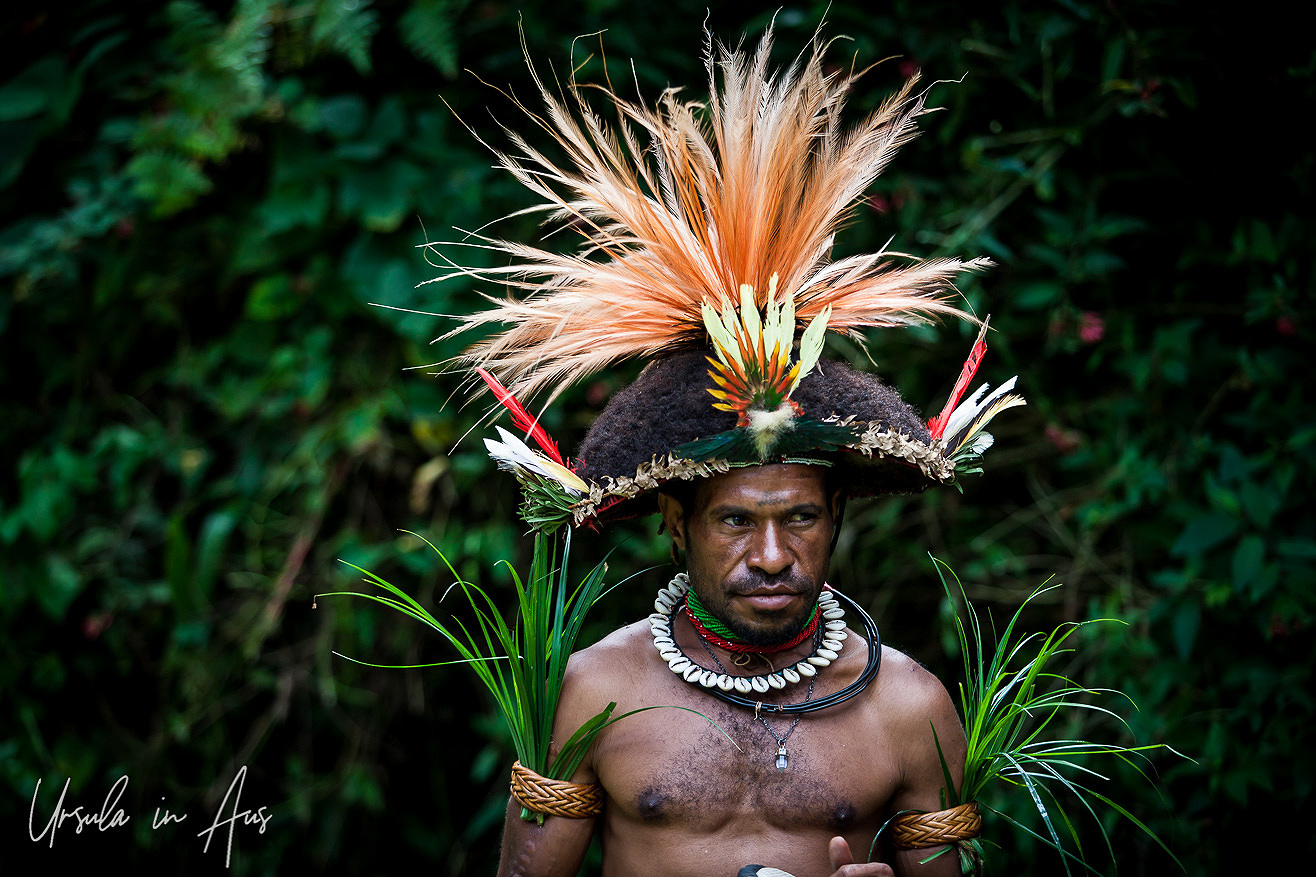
[694,570,821,646]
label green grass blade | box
[930,555,1185,873]
[328,529,638,822]
[330,651,507,670]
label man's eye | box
[788,513,817,524]
[722,515,749,527]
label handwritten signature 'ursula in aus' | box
[28,765,272,867]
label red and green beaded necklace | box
[683,587,824,653]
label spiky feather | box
[943,377,1028,470]
[440,26,988,403]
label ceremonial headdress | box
[446,27,1024,530]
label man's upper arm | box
[495,648,614,877]
[885,659,968,876]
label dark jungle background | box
[2,0,1310,873]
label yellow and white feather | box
[483,426,588,495]
[943,377,1027,465]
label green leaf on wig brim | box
[672,419,862,464]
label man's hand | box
[828,836,895,877]
[738,838,898,877]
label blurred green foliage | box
[2,0,1311,874]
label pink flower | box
[1044,424,1081,454]
[1276,316,1296,336]
[1269,613,1297,639]
[83,613,112,639]
[587,380,610,407]
[1078,311,1105,344]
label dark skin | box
[497,464,966,877]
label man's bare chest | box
[594,685,901,834]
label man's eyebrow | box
[777,501,826,514]
[705,499,826,516]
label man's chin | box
[726,614,810,647]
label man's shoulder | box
[870,645,968,805]
[560,620,653,703]
[872,644,960,726]
[571,619,651,666]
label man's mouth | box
[734,587,803,612]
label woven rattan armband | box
[509,761,604,819]
[891,802,981,849]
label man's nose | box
[747,523,791,575]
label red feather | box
[927,318,991,440]
[475,367,567,466]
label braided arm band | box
[509,761,604,819]
[891,802,982,849]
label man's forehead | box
[693,463,830,509]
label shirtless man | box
[456,25,1013,877]
[496,464,967,877]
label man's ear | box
[656,492,687,551]
[827,488,847,558]
[829,486,844,522]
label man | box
[496,463,967,877]
[450,26,1020,877]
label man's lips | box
[734,589,803,611]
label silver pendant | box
[775,745,788,770]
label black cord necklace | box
[699,623,819,769]
[669,587,881,715]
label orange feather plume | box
[440,26,988,403]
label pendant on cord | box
[776,745,789,770]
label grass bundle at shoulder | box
[319,528,621,823]
[910,557,1185,874]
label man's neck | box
[675,610,822,677]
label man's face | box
[658,464,839,646]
